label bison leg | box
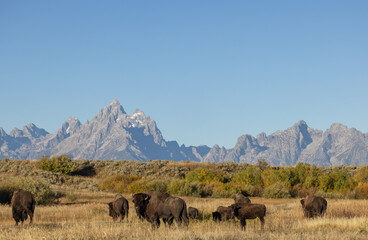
[174,215,182,227]
[151,216,160,229]
[260,216,265,231]
[27,210,33,224]
[240,218,246,231]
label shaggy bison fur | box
[212,211,221,222]
[132,191,189,228]
[234,192,251,204]
[11,189,35,226]
[230,203,266,231]
[216,206,235,221]
[300,195,327,218]
[108,194,129,222]
[188,207,199,219]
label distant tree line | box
[99,159,368,199]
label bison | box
[108,194,129,222]
[234,192,251,204]
[188,206,199,219]
[212,211,221,222]
[11,189,35,226]
[230,203,266,231]
[300,195,327,218]
[132,192,189,228]
[216,206,235,221]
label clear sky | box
[0,1,367,148]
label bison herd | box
[10,189,328,230]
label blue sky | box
[1,1,367,148]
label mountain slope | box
[1,99,368,166]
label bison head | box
[301,199,314,218]
[108,202,118,221]
[229,203,242,217]
[132,193,150,218]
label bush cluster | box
[97,162,368,199]
[0,177,59,205]
[39,154,76,174]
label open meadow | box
[1,192,368,240]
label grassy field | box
[1,193,368,240]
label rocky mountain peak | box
[92,99,126,124]
[60,117,81,135]
[0,127,7,137]
[9,128,23,138]
[22,123,48,139]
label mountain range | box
[1,99,368,166]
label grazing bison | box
[11,189,35,226]
[300,195,327,218]
[212,211,221,222]
[188,207,199,219]
[230,203,266,231]
[108,194,129,222]
[132,192,189,228]
[216,206,235,221]
[132,191,170,222]
[234,193,251,204]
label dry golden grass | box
[1,195,368,240]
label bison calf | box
[212,211,221,222]
[108,194,129,222]
[300,195,327,218]
[188,207,199,219]
[11,189,35,226]
[216,206,235,221]
[230,203,266,231]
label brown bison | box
[132,192,189,228]
[11,189,35,226]
[216,206,235,221]
[188,206,199,219]
[230,203,266,231]
[234,192,251,204]
[108,194,129,222]
[300,195,327,218]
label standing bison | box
[230,203,266,231]
[300,195,327,218]
[108,194,129,222]
[188,206,199,219]
[234,193,251,204]
[212,211,221,222]
[216,206,235,221]
[11,189,35,226]
[132,191,189,228]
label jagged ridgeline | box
[1,99,368,166]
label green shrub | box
[233,166,263,186]
[185,168,225,184]
[178,181,211,197]
[354,183,368,199]
[0,182,15,204]
[0,177,58,205]
[263,182,291,198]
[99,175,141,193]
[167,179,186,195]
[211,182,233,198]
[39,154,76,175]
[128,178,168,193]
